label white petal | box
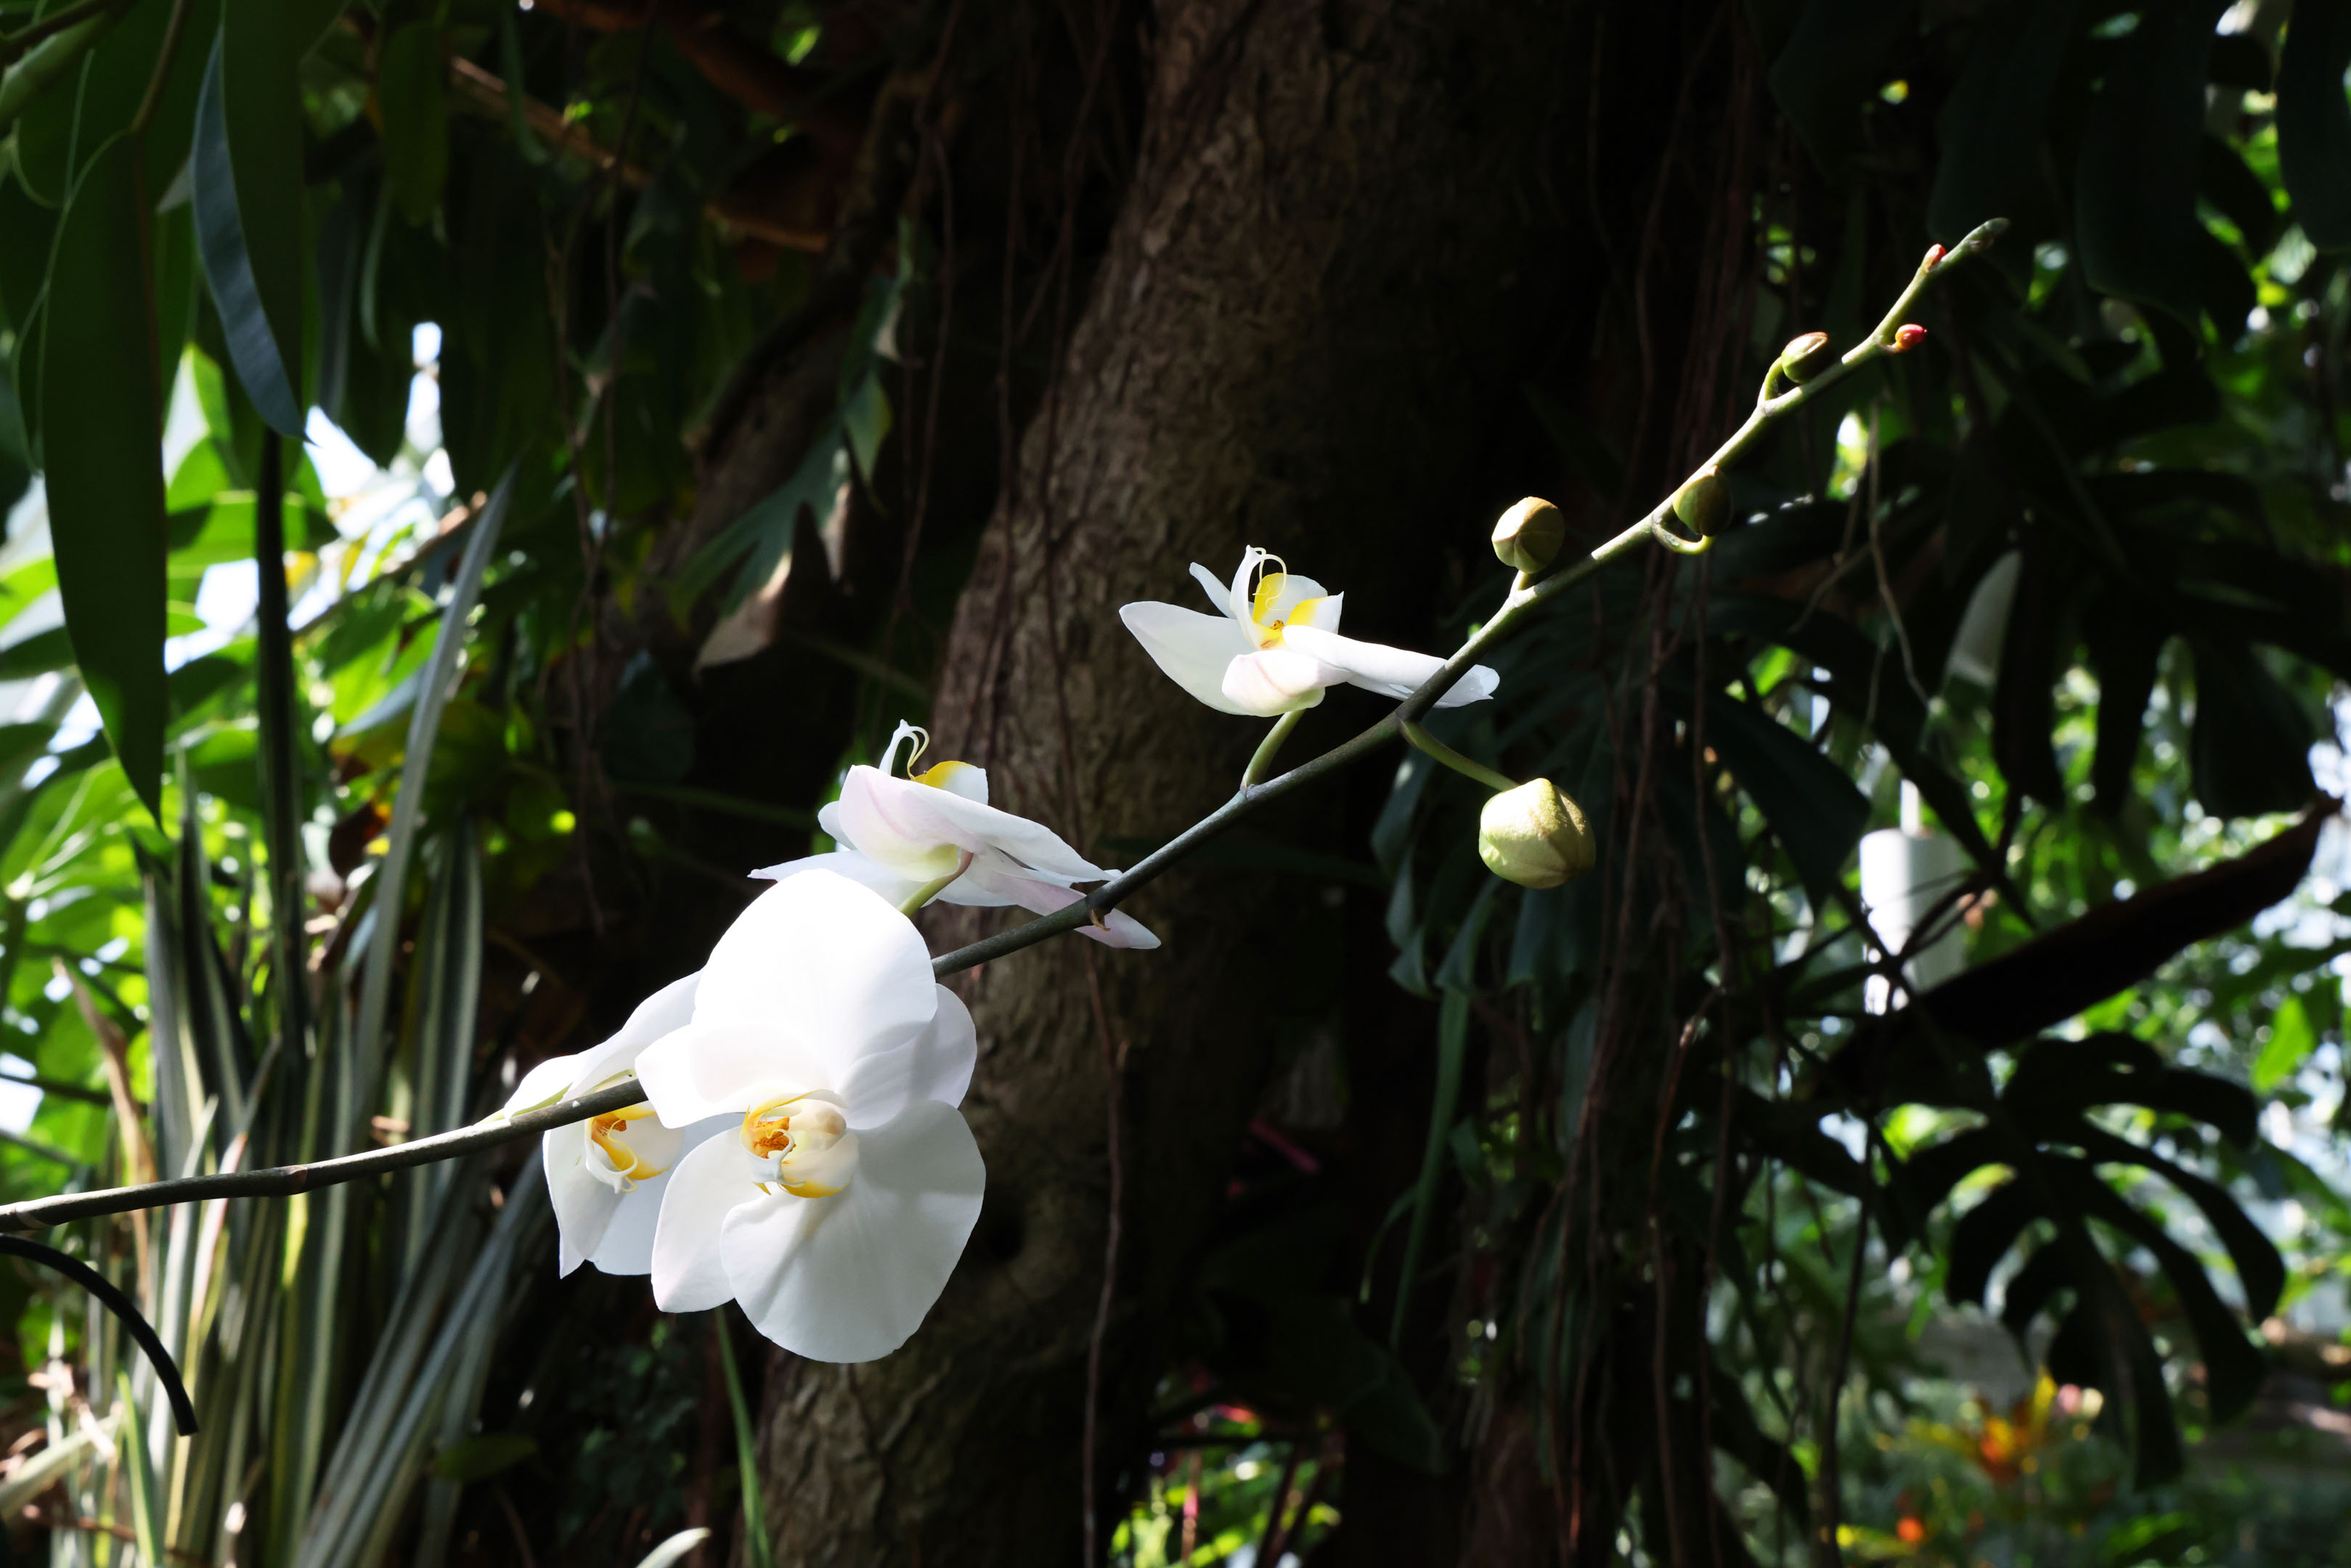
[651,1132,761,1312]
[675,870,940,1087]
[637,1020,826,1125]
[1189,562,1238,618]
[976,868,1162,950]
[896,787,1107,884]
[1120,601,1258,715]
[836,985,978,1122]
[834,767,967,880]
[912,759,990,803]
[544,1123,622,1269]
[749,849,931,907]
[587,1116,733,1276]
[928,848,1022,908]
[1221,648,1333,716]
[506,1052,582,1116]
[723,1101,985,1363]
[1279,625,1499,706]
[1285,590,1343,632]
[563,971,703,1099]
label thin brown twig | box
[1816,1197,1870,1564]
[126,0,192,137]
[446,57,828,253]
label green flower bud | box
[1491,497,1565,573]
[1673,467,1730,538]
[1478,779,1596,889]
[1778,331,1833,384]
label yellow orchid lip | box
[587,1103,666,1184]
[911,758,979,791]
[741,1094,857,1200]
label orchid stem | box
[0,223,2014,1233]
[900,852,974,915]
[1401,722,1517,794]
[1242,711,1303,791]
[924,219,2005,981]
[0,1079,646,1233]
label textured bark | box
[743,0,1593,1559]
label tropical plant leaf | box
[40,131,166,817]
[2277,0,2351,250]
[2188,637,2315,820]
[1926,0,2079,242]
[2074,0,2230,321]
[1766,0,1916,173]
[1706,688,1870,904]
[377,23,449,227]
[191,17,305,436]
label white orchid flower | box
[637,870,986,1363]
[753,722,1159,950]
[1117,547,1501,717]
[502,973,728,1278]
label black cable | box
[0,1236,197,1435]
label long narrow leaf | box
[350,473,513,1132]
[1390,987,1470,1347]
[40,131,167,817]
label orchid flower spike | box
[754,722,1159,950]
[1118,547,1501,717]
[503,973,729,1278]
[637,870,986,1363]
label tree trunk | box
[731,0,1751,1558]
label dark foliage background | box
[0,0,2342,1561]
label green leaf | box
[2254,989,2317,1093]
[40,133,166,819]
[715,1315,776,1568]
[20,0,221,204]
[2074,0,2230,322]
[1766,0,1916,173]
[498,6,549,166]
[190,20,304,436]
[428,1430,536,1483]
[2277,0,2351,251]
[2199,132,2282,257]
[151,202,198,391]
[1390,987,1468,1347]
[349,474,513,1104]
[1705,689,1869,904]
[2188,637,2314,820]
[0,627,77,681]
[1926,0,2080,242]
[377,23,449,227]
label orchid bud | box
[1778,332,1833,384]
[1478,779,1595,889]
[1674,467,1730,537]
[1891,324,1928,353]
[1491,497,1565,573]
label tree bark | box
[741,0,1605,1559]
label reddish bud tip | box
[1923,244,1946,271]
[1891,324,1928,352]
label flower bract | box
[754,722,1159,950]
[1118,547,1501,716]
[636,869,987,1363]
